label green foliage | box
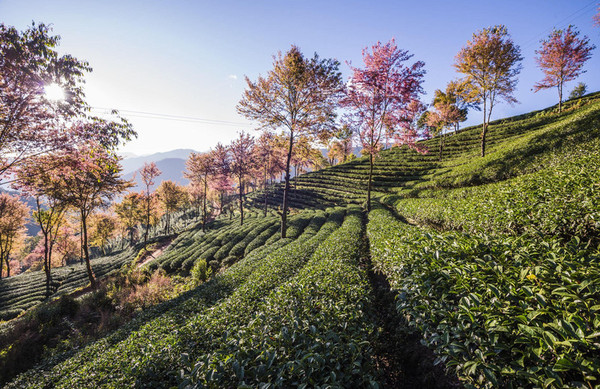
[181,207,378,388]
[190,259,211,285]
[569,83,587,100]
[6,209,338,388]
[368,204,600,388]
[391,137,600,243]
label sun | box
[44,83,65,101]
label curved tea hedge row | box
[145,212,282,275]
[390,138,600,242]
[368,205,600,388]
[0,247,137,321]
[7,208,341,388]
[181,207,378,388]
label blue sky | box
[2,0,599,155]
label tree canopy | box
[237,45,343,237]
[0,22,90,176]
[454,25,522,157]
[533,26,595,112]
[341,38,426,210]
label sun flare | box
[44,83,65,101]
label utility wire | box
[521,0,598,49]
[90,106,252,127]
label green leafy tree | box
[89,212,118,255]
[427,91,463,161]
[114,192,145,244]
[156,180,188,234]
[569,82,587,100]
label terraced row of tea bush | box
[0,209,277,322]
[144,210,282,275]
[6,208,344,388]
[0,246,137,321]
[368,204,600,388]
[180,207,379,388]
[389,137,600,243]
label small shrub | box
[191,259,211,286]
[120,269,174,312]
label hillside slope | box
[4,93,600,388]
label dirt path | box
[360,211,460,388]
[137,238,174,267]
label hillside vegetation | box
[3,93,600,387]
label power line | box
[90,106,252,127]
[522,1,598,49]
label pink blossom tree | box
[253,131,276,216]
[210,143,233,216]
[0,22,89,178]
[0,193,28,278]
[156,180,188,234]
[27,145,130,288]
[533,25,595,112]
[15,156,68,294]
[341,39,426,210]
[184,152,214,231]
[140,162,161,247]
[230,132,256,225]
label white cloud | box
[228,74,238,80]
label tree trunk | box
[202,178,207,232]
[558,82,563,112]
[144,190,150,247]
[263,163,268,217]
[43,232,52,297]
[281,132,294,238]
[219,192,224,216]
[481,99,487,157]
[79,219,84,265]
[238,176,244,226]
[165,211,170,234]
[5,256,9,277]
[81,211,96,288]
[367,152,374,212]
[293,164,298,189]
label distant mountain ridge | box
[123,157,190,191]
[120,149,200,177]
